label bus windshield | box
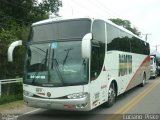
[24,18,91,87]
[24,40,89,86]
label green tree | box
[0,0,62,79]
[0,0,62,26]
[109,18,141,36]
[0,0,62,98]
[0,30,17,78]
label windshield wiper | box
[31,45,47,53]
[52,59,64,84]
[31,49,48,84]
[63,48,73,66]
[51,50,64,84]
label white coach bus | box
[8,17,150,111]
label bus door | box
[90,44,106,108]
[90,20,106,109]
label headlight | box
[23,90,33,97]
[67,92,88,99]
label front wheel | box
[105,83,116,107]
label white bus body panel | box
[89,51,150,110]
[105,51,149,93]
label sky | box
[58,0,160,52]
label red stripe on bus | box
[125,55,150,91]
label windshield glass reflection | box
[24,41,88,86]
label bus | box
[8,17,150,111]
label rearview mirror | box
[81,33,92,59]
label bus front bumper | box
[23,95,90,111]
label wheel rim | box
[143,75,146,85]
[108,87,116,103]
[143,79,145,85]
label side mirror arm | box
[8,40,22,62]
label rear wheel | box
[105,83,116,107]
[140,73,146,87]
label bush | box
[0,94,23,105]
[0,82,23,105]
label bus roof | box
[32,16,146,42]
[32,16,90,26]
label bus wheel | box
[154,71,157,79]
[105,83,116,107]
[140,73,146,87]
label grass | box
[0,94,23,105]
[0,100,25,113]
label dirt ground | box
[0,100,35,114]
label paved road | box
[2,77,160,120]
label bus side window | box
[91,46,100,80]
[91,20,106,81]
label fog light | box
[67,92,88,99]
[23,90,33,97]
[76,103,88,109]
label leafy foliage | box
[109,18,141,36]
[0,0,62,79]
[0,95,23,105]
[0,0,62,26]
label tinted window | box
[24,40,89,86]
[107,24,131,52]
[30,23,58,41]
[58,20,91,39]
[106,23,150,55]
[92,20,106,42]
[30,19,91,41]
[91,20,106,80]
[130,37,150,55]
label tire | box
[140,73,146,87]
[105,83,116,107]
[153,74,157,79]
[153,71,157,79]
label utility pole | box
[142,33,151,41]
[153,45,160,51]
